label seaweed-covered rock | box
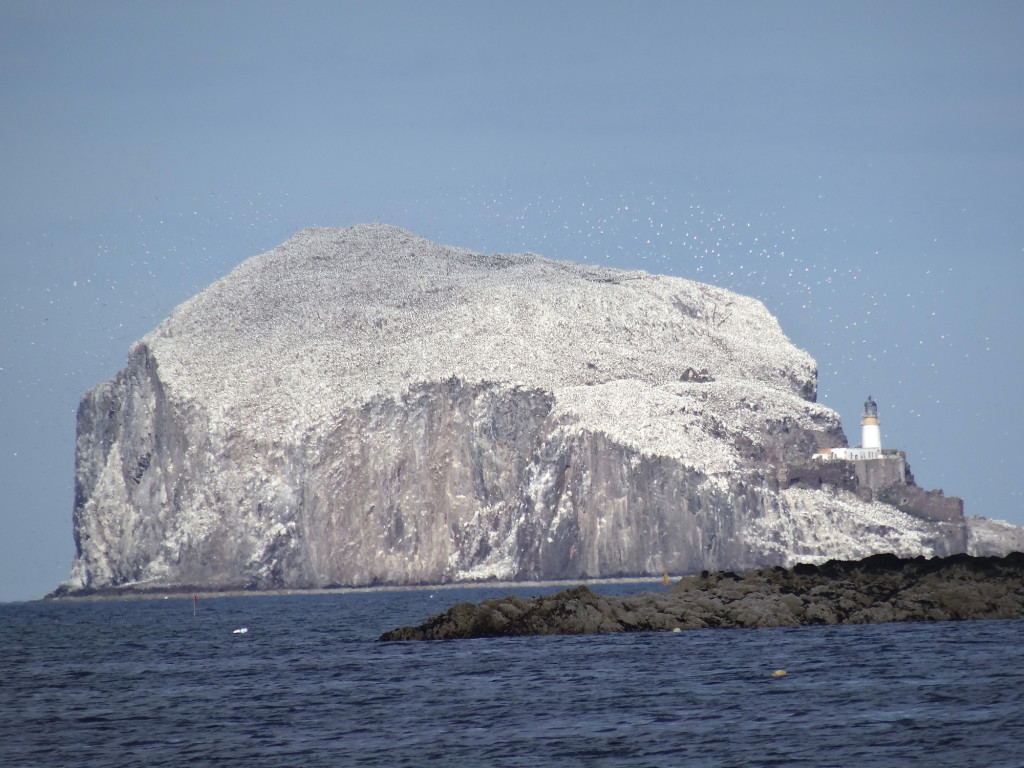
[378,552,1024,640]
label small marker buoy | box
[233,627,249,634]
[771,669,787,678]
[672,627,682,634]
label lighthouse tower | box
[861,395,881,451]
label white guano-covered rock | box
[62,224,972,593]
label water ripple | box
[3,588,1023,767]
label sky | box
[2,1,1022,602]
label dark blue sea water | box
[3,581,1023,767]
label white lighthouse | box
[861,395,881,451]
[812,395,884,462]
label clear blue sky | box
[2,1,1022,602]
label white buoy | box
[233,627,249,634]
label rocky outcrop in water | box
[378,552,1024,640]
[59,224,1016,596]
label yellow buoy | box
[663,571,670,586]
[771,669,787,678]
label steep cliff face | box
[61,224,994,594]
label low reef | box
[378,552,1024,641]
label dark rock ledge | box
[378,552,1024,641]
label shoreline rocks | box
[378,551,1024,640]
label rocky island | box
[379,551,1024,640]
[56,224,1024,597]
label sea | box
[3,581,1023,768]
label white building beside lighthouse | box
[814,395,883,461]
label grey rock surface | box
[378,552,1024,640]
[59,224,1019,594]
